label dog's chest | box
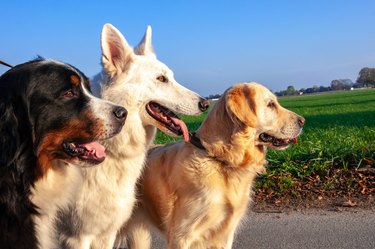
[32,165,82,249]
[80,154,146,230]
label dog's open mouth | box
[62,141,106,165]
[259,133,297,148]
[146,102,189,142]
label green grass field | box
[155,89,375,191]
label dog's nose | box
[113,106,128,121]
[298,116,305,127]
[198,98,210,112]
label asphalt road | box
[147,209,375,249]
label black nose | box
[198,98,210,112]
[113,106,127,121]
[298,116,305,127]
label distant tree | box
[331,80,343,90]
[352,82,364,89]
[331,79,353,91]
[275,91,285,97]
[319,85,331,92]
[275,85,298,96]
[357,67,375,87]
[286,85,297,95]
[207,94,221,99]
[304,88,315,94]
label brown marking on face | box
[242,85,256,114]
[36,151,53,180]
[70,74,81,86]
[34,112,106,179]
[226,84,257,127]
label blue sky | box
[1,0,374,96]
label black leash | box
[188,132,206,151]
[0,60,13,68]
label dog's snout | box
[113,106,128,121]
[297,116,305,127]
[198,98,210,112]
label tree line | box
[206,67,375,99]
[274,67,375,97]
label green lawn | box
[155,89,375,190]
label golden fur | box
[122,82,305,248]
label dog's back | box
[0,61,46,249]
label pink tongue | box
[83,141,106,158]
[292,138,298,144]
[170,117,190,142]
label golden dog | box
[123,82,305,249]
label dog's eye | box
[156,75,168,83]
[267,101,276,109]
[63,90,75,98]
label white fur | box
[31,162,82,249]
[58,24,205,249]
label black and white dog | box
[0,58,126,249]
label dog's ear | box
[0,101,20,167]
[134,25,156,59]
[225,84,257,127]
[101,23,134,76]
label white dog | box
[57,24,209,249]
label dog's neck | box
[144,125,157,147]
[102,110,152,159]
[196,98,266,168]
[188,132,206,150]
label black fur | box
[0,58,92,249]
